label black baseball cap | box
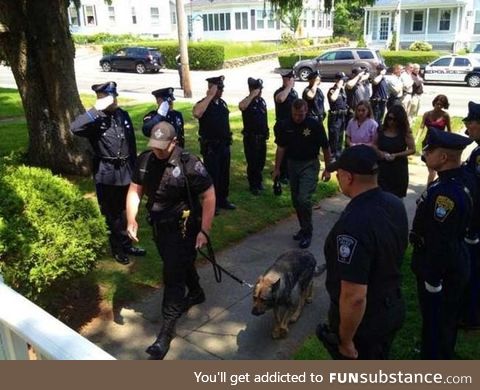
[327,145,379,174]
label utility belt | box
[242,132,267,141]
[149,208,199,238]
[368,287,402,308]
[199,137,231,148]
[100,155,130,168]
[328,109,348,116]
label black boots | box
[146,318,177,360]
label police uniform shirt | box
[274,117,329,161]
[302,87,325,119]
[327,86,348,111]
[132,147,212,219]
[273,87,298,121]
[346,83,365,111]
[324,188,408,309]
[241,96,269,137]
[411,167,476,285]
[70,107,136,186]
[142,110,184,138]
[197,97,231,141]
[371,76,389,100]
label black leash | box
[198,230,253,289]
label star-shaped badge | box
[303,128,311,137]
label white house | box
[67,0,333,42]
[364,0,480,51]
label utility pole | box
[395,0,401,51]
[175,0,192,98]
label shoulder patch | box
[434,195,455,222]
[337,235,358,265]
[194,160,208,176]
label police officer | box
[239,77,269,195]
[70,81,145,265]
[411,128,476,359]
[461,101,480,329]
[370,64,389,126]
[193,76,236,211]
[346,67,370,123]
[327,72,349,160]
[273,99,331,249]
[321,145,408,359]
[126,122,215,360]
[302,70,326,125]
[274,70,298,184]
[142,87,185,148]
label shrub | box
[73,33,142,44]
[0,160,107,312]
[357,35,367,48]
[380,50,441,67]
[278,51,319,69]
[409,41,433,51]
[102,41,224,70]
[281,31,297,46]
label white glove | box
[94,95,114,111]
[424,281,442,293]
[157,101,169,117]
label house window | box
[108,6,115,24]
[256,10,264,29]
[475,10,480,34]
[171,11,177,25]
[268,11,275,29]
[214,14,219,30]
[235,12,248,30]
[151,7,160,25]
[84,5,97,26]
[131,7,137,24]
[203,13,231,31]
[439,9,451,31]
[318,18,322,28]
[411,11,423,32]
[312,10,316,28]
[68,6,80,26]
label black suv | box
[100,47,165,74]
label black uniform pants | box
[371,99,387,127]
[152,221,201,321]
[95,183,132,256]
[416,273,467,359]
[201,140,231,206]
[386,95,402,110]
[327,112,347,160]
[243,135,267,191]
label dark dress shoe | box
[292,229,304,241]
[114,253,130,265]
[299,236,312,249]
[126,246,147,256]
[219,201,236,210]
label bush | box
[357,35,367,48]
[102,41,225,70]
[281,31,297,46]
[409,41,433,51]
[278,51,319,69]
[380,50,441,67]
[0,160,107,312]
[73,33,142,44]
[389,31,397,51]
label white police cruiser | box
[423,54,480,87]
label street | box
[0,47,476,117]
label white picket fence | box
[0,275,115,360]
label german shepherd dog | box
[252,250,317,339]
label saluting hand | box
[207,84,218,98]
[127,220,139,243]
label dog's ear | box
[271,278,281,293]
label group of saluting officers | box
[70,69,480,360]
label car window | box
[430,57,452,67]
[125,48,137,56]
[319,52,336,61]
[115,49,127,57]
[357,50,374,59]
[453,58,471,67]
[335,51,354,60]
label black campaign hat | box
[307,70,320,80]
[423,127,473,151]
[463,101,480,122]
[281,70,295,78]
[151,87,175,101]
[327,145,379,174]
[247,77,263,89]
[206,75,225,88]
[91,81,118,96]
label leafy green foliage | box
[73,33,142,45]
[0,160,107,313]
[380,50,441,67]
[409,41,433,52]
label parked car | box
[293,48,385,81]
[422,54,480,87]
[99,47,165,74]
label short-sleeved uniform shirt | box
[325,188,408,311]
[131,147,212,220]
[197,97,231,141]
[274,117,329,161]
[302,87,325,119]
[241,96,269,137]
[273,87,298,121]
[464,142,480,232]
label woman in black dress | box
[374,105,416,198]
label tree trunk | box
[0,0,91,175]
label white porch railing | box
[0,276,115,360]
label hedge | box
[102,41,225,70]
[278,51,320,69]
[0,160,107,312]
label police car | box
[423,55,480,87]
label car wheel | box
[467,74,480,87]
[101,62,112,72]
[135,63,146,74]
[298,67,312,82]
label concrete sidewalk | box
[81,161,430,360]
